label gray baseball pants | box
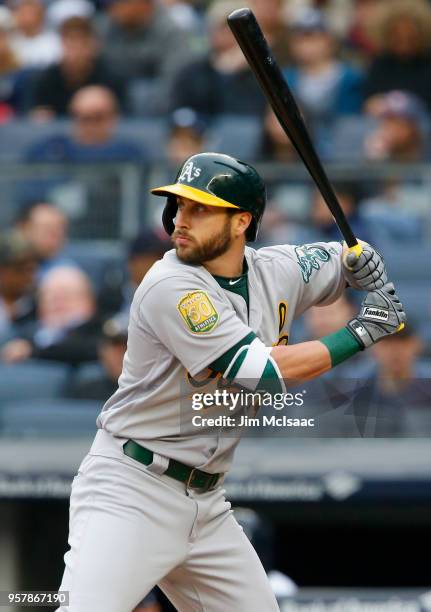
[57,429,280,612]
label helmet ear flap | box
[162,196,177,236]
[246,219,258,242]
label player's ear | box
[232,211,252,238]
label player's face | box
[172,197,235,265]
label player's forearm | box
[270,341,332,382]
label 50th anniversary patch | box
[177,291,219,333]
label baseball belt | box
[123,440,222,492]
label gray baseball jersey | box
[97,241,344,473]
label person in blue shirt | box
[25,84,145,162]
[283,8,363,126]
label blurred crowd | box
[0,207,170,398]
[0,0,430,239]
[0,0,430,439]
[0,0,431,159]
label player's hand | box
[342,240,387,291]
[346,283,406,349]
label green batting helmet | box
[151,152,266,242]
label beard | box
[173,217,233,265]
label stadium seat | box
[0,399,101,436]
[381,245,431,281]
[127,78,168,121]
[0,120,71,162]
[0,361,70,404]
[205,115,261,160]
[0,118,165,163]
[116,118,168,162]
[73,362,105,385]
[391,281,430,326]
[62,241,126,292]
[318,116,378,162]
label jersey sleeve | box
[138,276,255,376]
[256,241,345,318]
[292,241,345,315]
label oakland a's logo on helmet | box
[178,162,202,183]
[295,244,331,283]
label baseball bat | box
[227,8,362,258]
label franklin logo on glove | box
[362,307,389,322]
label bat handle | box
[348,243,363,258]
[344,241,363,270]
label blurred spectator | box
[360,188,424,245]
[0,231,37,344]
[364,90,430,162]
[257,106,298,163]
[67,314,127,401]
[99,227,169,317]
[47,0,95,30]
[0,5,24,118]
[358,91,428,243]
[258,182,371,258]
[303,292,374,378]
[166,107,206,167]
[30,16,126,118]
[305,293,357,340]
[14,201,72,277]
[345,0,387,59]
[304,182,372,244]
[160,0,202,42]
[249,0,291,65]
[98,0,192,114]
[371,325,427,391]
[126,229,168,290]
[364,0,431,112]
[284,8,363,125]
[364,325,431,436]
[10,0,62,69]
[170,0,265,117]
[285,0,355,40]
[26,85,144,162]
[1,265,102,365]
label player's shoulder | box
[248,243,297,263]
[247,241,342,283]
[134,249,210,301]
[249,241,342,263]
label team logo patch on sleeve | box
[294,244,331,283]
[177,291,219,333]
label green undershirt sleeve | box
[319,327,363,367]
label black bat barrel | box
[228,8,358,249]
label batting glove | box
[346,282,406,349]
[342,240,387,291]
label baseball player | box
[57,153,406,612]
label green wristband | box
[319,327,363,368]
